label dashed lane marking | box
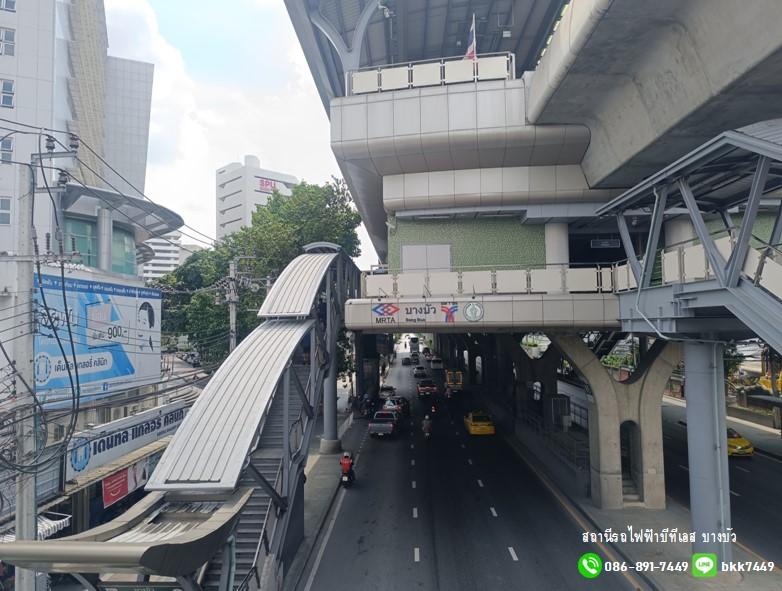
[414,547,421,562]
[412,480,417,489]
[490,507,498,517]
[508,547,519,561]
[467,458,473,465]
[730,490,741,497]
[460,443,466,449]
[679,464,689,472]
[477,479,484,488]
[413,507,418,519]
[735,465,751,473]
[411,459,416,466]
[410,444,415,449]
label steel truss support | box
[678,178,727,285]
[725,156,770,287]
[616,213,642,282]
[291,368,315,419]
[640,186,668,288]
[248,463,288,512]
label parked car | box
[369,411,399,437]
[464,411,496,435]
[727,427,754,456]
[401,357,412,366]
[417,379,437,397]
[413,366,427,378]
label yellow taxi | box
[464,411,496,436]
[727,427,754,457]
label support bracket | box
[248,463,288,512]
[292,368,315,419]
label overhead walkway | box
[0,243,358,591]
[597,119,782,352]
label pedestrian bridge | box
[0,244,359,591]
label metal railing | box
[518,411,590,471]
[345,52,515,95]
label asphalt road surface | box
[662,403,782,564]
[299,354,634,591]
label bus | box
[409,336,420,354]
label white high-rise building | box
[142,231,181,280]
[215,155,297,239]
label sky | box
[103,0,379,270]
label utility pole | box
[228,260,238,353]
[14,163,37,591]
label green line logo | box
[578,552,603,579]
[692,553,718,577]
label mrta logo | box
[441,304,458,323]
[372,303,399,324]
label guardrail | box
[346,52,515,95]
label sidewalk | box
[502,427,782,591]
[664,395,782,458]
[283,397,364,591]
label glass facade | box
[65,216,98,267]
[112,226,136,275]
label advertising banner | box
[102,457,149,508]
[33,272,162,403]
[66,400,188,481]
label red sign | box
[102,469,129,508]
[258,177,278,192]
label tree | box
[156,179,362,365]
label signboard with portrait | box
[33,271,162,404]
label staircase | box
[202,368,306,591]
[622,477,641,505]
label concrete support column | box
[354,331,364,402]
[97,207,112,272]
[468,347,478,384]
[320,267,341,454]
[683,341,733,562]
[545,222,570,267]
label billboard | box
[33,272,161,403]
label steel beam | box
[292,367,315,419]
[725,156,770,287]
[248,463,288,512]
[616,213,642,282]
[678,178,727,285]
[640,186,668,288]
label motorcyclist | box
[339,451,355,482]
[421,415,433,436]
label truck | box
[368,411,398,438]
[446,370,463,393]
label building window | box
[0,28,15,56]
[0,79,13,107]
[0,197,9,224]
[0,0,15,12]
[112,226,137,275]
[0,137,11,162]
[64,216,98,267]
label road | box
[662,402,782,564]
[299,352,634,591]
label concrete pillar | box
[97,207,112,272]
[545,222,570,266]
[683,341,733,562]
[548,334,678,510]
[320,268,341,454]
[664,218,695,248]
[354,331,364,402]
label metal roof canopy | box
[146,320,313,492]
[596,120,782,217]
[259,251,338,318]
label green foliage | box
[156,179,361,365]
[601,352,634,369]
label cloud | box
[103,0,378,268]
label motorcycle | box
[341,473,352,488]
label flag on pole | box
[464,13,477,60]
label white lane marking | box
[490,507,498,517]
[730,490,741,497]
[663,435,672,440]
[451,420,454,425]
[412,480,417,489]
[413,507,418,519]
[303,488,346,591]
[414,547,421,562]
[467,458,473,465]
[679,464,689,472]
[455,431,459,435]
[477,479,484,488]
[757,451,782,466]
[508,547,519,561]
[410,444,415,449]
[460,443,466,449]
[735,465,751,473]
[411,459,416,466]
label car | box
[379,384,397,398]
[424,351,433,361]
[401,357,412,366]
[464,411,496,435]
[417,379,437,397]
[727,427,754,456]
[369,411,400,437]
[383,396,410,417]
[411,352,420,362]
[413,366,427,378]
[430,357,443,369]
